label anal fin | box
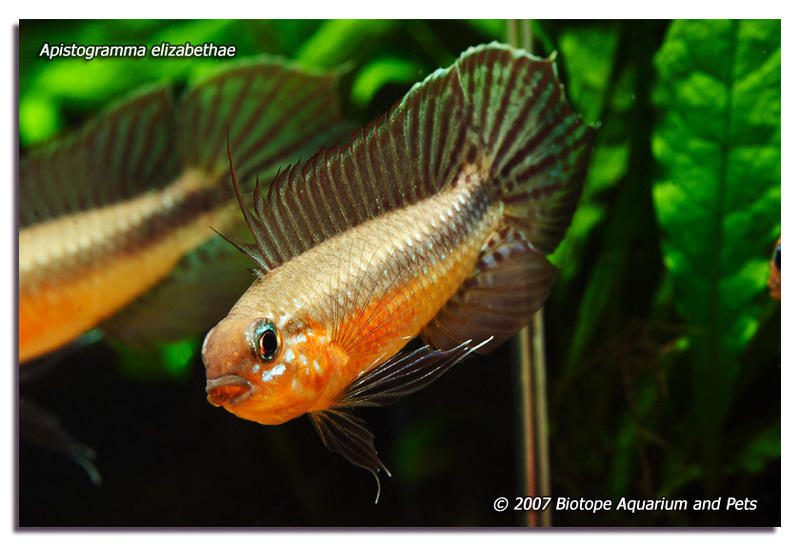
[421,227,557,354]
[309,410,389,503]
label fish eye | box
[252,319,280,362]
[773,245,781,272]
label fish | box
[202,42,595,500]
[769,237,780,300]
[18,56,351,364]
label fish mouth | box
[206,375,254,407]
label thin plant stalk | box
[516,324,537,527]
[532,308,552,527]
[507,18,551,528]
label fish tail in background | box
[422,44,595,353]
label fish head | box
[202,311,335,425]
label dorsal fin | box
[226,51,471,274]
[177,55,352,186]
[19,84,178,228]
[227,42,594,275]
[20,55,352,232]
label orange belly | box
[18,173,225,362]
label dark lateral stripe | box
[26,177,228,286]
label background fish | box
[769,237,780,300]
[18,55,353,485]
[18,56,352,363]
[202,43,595,499]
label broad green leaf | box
[651,20,780,491]
[550,21,664,375]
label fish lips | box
[206,375,255,407]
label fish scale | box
[214,173,499,420]
[277,176,498,415]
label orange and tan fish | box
[202,43,595,499]
[18,57,350,363]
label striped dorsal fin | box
[225,42,594,275]
[19,85,178,228]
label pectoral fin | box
[337,338,488,407]
[309,339,488,501]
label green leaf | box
[350,56,426,109]
[551,21,663,373]
[558,23,620,123]
[112,338,197,382]
[651,19,780,492]
[295,19,398,68]
[729,423,780,474]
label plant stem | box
[507,18,549,527]
[533,308,552,527]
